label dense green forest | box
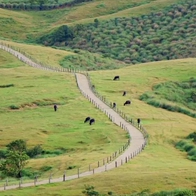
[39,0,196,66]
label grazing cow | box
[89,118,95,125]
[84,117,91,123]
[113,102,116,108]
[124,100,131,106]
[123,91,126,96]
[54,104,57,111]
[113,76,120,81]
[137,118,141,128]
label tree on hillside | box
[54,25,74,43]
[0,140,29,178]
[29,0,48,9]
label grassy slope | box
[1,40,75,67]
[1,58,196,195]
[0,0,182,40]
[0,0,196,195]
[0,49,127,179]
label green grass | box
[43,0,196,66]
[0,50,127,180]
[1,0,196,194]
[0,51,196,195]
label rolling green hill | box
[39,0,196,67]
[0,0,196,195]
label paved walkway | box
[0,43,146,191]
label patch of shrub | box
[0,84,14,88]
[9,105,20,110]
[187,132,196,143]
[27,145,43,158]
[0,149,7,158]
[21,168,36,179]
[150,188,195,196]
[176,136,196,162]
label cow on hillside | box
[124,100,131,106]
[113,76,120,80]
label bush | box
[0,149,7,158]
[0,84,14,88]
[9,105,19,110]
[187,132,196,142]
[27,145,43,158]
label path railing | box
[0,42,148,191]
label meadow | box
[0,0,196,195]
[0,43,196,195]
[0,48,128,181]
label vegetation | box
[139,78,196,118]
[0,140,29,178]
[0,0,93,10]
[0,50,127,181]
[1,0,196,194]
[81,186,196,196]
[176,132,196,161]
[39,0,196,67]
[59,49,126,71]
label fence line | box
[0,42,148,191]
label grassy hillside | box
[0,54,196,195]
[0,49,128,180]
[0,0,183,41]
[40,0,196,67]
[0,0,196,195]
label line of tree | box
[0,0,92,10]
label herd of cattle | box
[83,75,132,125]
[113,75,131,107]
[54,75,138,126]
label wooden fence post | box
[63,171,66,182]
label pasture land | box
[0,49,128,180]
[1,56,196,195]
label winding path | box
[0,43,146,191]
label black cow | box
[124,100,131,106]
[123,91,126,96]
[89,118,95,125]
[137,118,141,128]
[54,104,57,111]
[84,117,91,123]
[113,76,120,81]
